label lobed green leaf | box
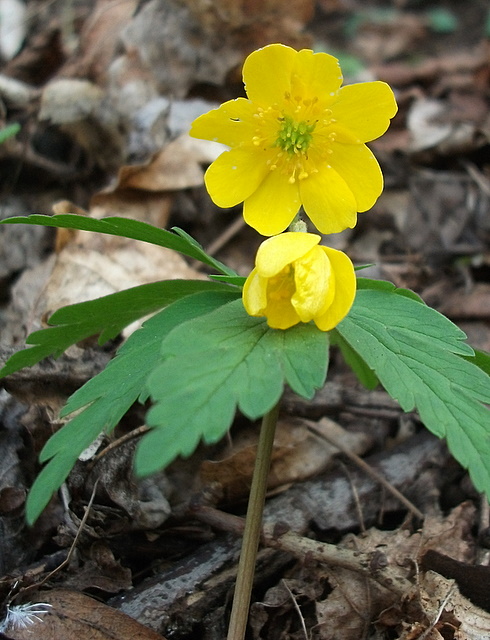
[0,280,235,377]
[25,289,240,524]
[135,299,329,476]
[337,288,490,497]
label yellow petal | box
[204,147,269,207]
[242,44,296,107]
[299,163,357,234]
[190,98,257,147]
[292,247,334,322]
[330,81,398,143]
[242,269,267,316]
[314,247,356,331]
[243,169,301,236]
[255,232,320,278]
[264,298,300,329]
[291,49,342,103]
[328,142,383,211]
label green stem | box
[226,402,280,640]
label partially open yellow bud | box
[242,232,356,331]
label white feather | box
[0,602,52,632]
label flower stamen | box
[275,116,316,156]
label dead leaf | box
[201,418,372,504]
[355,13,426,64]
[39,79,105,125]
[405,168,487,259]
[3,589,165,639]
[316,570,393,640]
[86,439,172,530]
[32,197,202,327]
[184,0,313,30]
[39,78,123,171]
[116,134,223,192]
[414,571,490,640]
[61,0,138,85]
[430,283,490,320]
[119,0,241,99]
[61,542,133,593]
[408,98,455,152]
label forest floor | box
[0,0,489,638]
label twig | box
[89,425,150,468]
[193,506,414,599]
[282,580,309,640]
[419,581,455,639]
[261,523,413,599]
[18,479,99,598]
[307,418,424,520]
[205,214,246,258]
[339,461,366,534]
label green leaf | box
[209,274,247,286]
[0,215,236,276]
[354,264,374,272]
[135,299,329,476]
[0,280,235,377]
[25,289,239,524]
[330,328,378,389]
[336,289,490,497]
[356,277,425,303]
[461,349,490,377]
[0,123,20,144]
[328,277,423,389]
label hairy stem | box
[226,402,280,640]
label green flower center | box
[275,116,316,155]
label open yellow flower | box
[243,232,356,331]
[190,43,397,236]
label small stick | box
[205,215,246,258]
[17,479,99,599]
[193,506,413,599]
[282,580,309,640]
[307,418,424,520]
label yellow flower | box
[242,232,356,331]
[190,43,397,236]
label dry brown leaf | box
[316,570,393,640]
[3,589,164,639]
[61,0,138,84]
[30,198,202,326]
[201,420,329,503]
[354,13,426,64]
[39,79,105,125]
[405,168,487,259]
[375,50,490,90]
[39,78,124,171]
[201,418,372,504]
[61,542,133,593]
[433,283,490,320]
[116,134,223,192]
[288,503,480,639]
[184,0,313,30]
[351,501,476,568]
[413,571,490,640]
